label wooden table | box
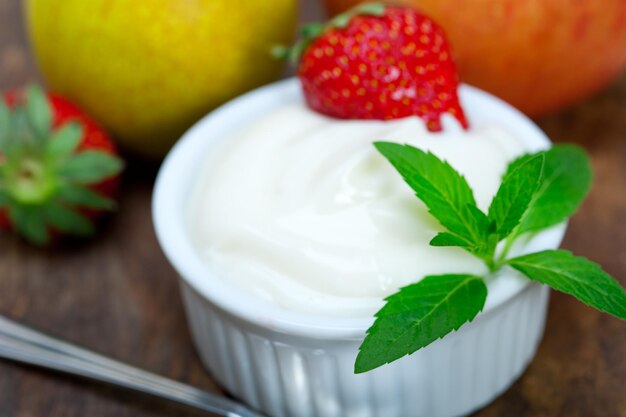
[1,1,625,416]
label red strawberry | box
[0,85,124,245]
[277,3,468,131]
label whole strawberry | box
[0,85,124,245]
[277,3,468,131]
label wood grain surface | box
[0,0,625,416]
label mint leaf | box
[430,232,470,248]
[508,250,626,321]
[56,151,124,184]
[488,153,544,240]
[43,204,95,236]
[25,85,52,140]
[47,122,82,158]
[517,145,592,234]
[375,142,489,256]
[57,185,116,210]
[355,274,487,373]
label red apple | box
[324,0,626,117]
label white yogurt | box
[188,103,527,317]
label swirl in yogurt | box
[188,104,527,317]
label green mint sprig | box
[355,143,626,374]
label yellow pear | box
[26,0,297,157]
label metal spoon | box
[0,314,265,417]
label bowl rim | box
[152,77,565,338]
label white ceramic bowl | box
[153,78,566,417]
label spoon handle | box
[0,315,264,417]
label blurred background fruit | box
[26,0,297,158]
[1,86,123,245]
[324,0,626,117]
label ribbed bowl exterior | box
[180,279,550,417]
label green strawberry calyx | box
[272,2,386,64]
[0,85,124,245]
